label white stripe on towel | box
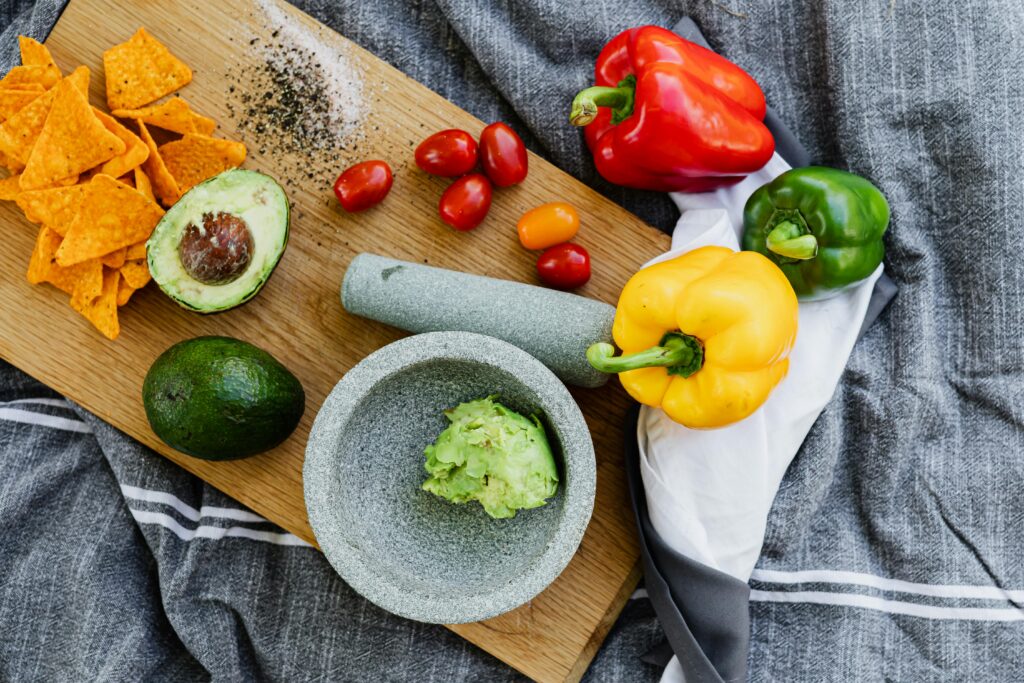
[129,509,311,547]
[749,589,1024,621]
[120,484,268,524]
[750,568,1024,602]
[1,398,71,409]
[0,407,92,433]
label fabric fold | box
[626,406,752,683]
[629,18,897,683]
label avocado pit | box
[179,212,254,285]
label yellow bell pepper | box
[587,246,798,429]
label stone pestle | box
[341,253,615,388]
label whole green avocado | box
[142,336,305,460]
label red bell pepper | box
[570,26,775,193]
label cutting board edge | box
[565,560,644,683]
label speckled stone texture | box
[341,253,615,388]
[304,331,596,624]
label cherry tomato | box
[415,129,478,177]
[439,173,492,231]
[537,243,591,289]
[517,202,579,250]
[479,122,528,187]
[333,160,393,212]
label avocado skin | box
[143,336,305,460]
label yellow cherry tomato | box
[517,202,580,250]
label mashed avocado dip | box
[422,397,559,519]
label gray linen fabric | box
[2,1,1023,682]
[0,383,664,682]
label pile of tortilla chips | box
[0,29,247,339]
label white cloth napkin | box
[641,155,882,683]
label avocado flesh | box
[143,336,305,460]
[422,397,559,519]
[148,169,289,313]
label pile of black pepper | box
[226,33,362,188]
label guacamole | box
[422,397,559,519]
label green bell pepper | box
[742,166,889,301]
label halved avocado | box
[147,169,289,313]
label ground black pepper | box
[225,30,366,189]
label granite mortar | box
[304,331,596,623]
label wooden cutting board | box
[0,1,672,681]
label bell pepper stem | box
[587,332,704,378]
[570,75,637,127]
[766,221,818,260]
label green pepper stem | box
[766,221,818,260]
[569,75,637,127]
[586,332,704,378]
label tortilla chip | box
[125,239,147,260]
[0,150,20,173]
[132,166,154,203]
[16,182,85,234]
[26,225,62,284]
[18,37,58,70]
[19,78,126,190]
[0,90,53,167]
[111,97,215,136]
[55,174,164,266]
[116,274,135,306]
[65,64,90,96]
[28,172,80,189]
[0,64,61,90]
[120,258,150,289]
[0,66,88,167]
[69,258,104,309]
[54,259,102,295]
[159,134,245,192]
[93,108,148,178]
[103,28,192,111]
[100,247,127,269]
[0,84,47,92]
[137,120,179,206]
[0,171,67,196]
[70,266,119,339]
[0,85,44,121]
[26,225,101,296]
[0,173,21,200]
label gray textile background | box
[2,1,1024,683]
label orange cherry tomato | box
[516,202,580,250]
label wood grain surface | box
[0,2,671,681]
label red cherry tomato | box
[479,122,528,187]
[438,173,492,231]
[537,243,591,289]
[415,129,478,177]
[333,160,393,212]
